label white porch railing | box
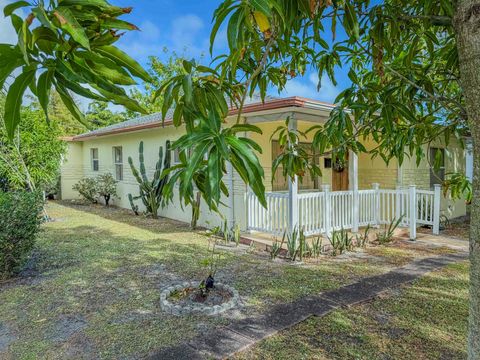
[246,184,441,239]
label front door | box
[332,158,349,191]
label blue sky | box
[0,0,352,105]
[113,0,351,103]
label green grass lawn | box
[0,202,467,359]
[235,261,469,360]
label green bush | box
[72,177,98,203]
[96,173,118,206]
[0,192,43,279]
[72,174,118,206]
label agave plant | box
[128,141,170,218]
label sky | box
[0,0,352,108]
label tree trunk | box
[191,192,201,229]
[454,1,480,358]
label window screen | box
[113,146,123,181]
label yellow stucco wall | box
[60,142,84,200]
[60,126,247,230]
[400,137,467,219]
[61,115,468,230]
[251,122,398,191]
[357,137,399,189]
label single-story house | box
[60,95,470,239]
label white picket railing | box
[246,184,441,239]
[246,191,289,236]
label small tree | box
[96,173,118,206]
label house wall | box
[61,113,469,231]
[60,126,247,230]
[400,137,467,219]
[357,137,399,189]
[60,142,84,200]
[250,120,338,192]
[251,122,398,191]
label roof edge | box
[72,96,336,141]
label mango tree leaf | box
[55,82,90,128]
[0,48,24,90]
[59,0,110,8]
[96,45,153,82]
[4,1,30,17]
[53,7,90,49]
[100,18,139,31]
[37,68,55,122]
[54,72,106,101]
[4,69,36,139]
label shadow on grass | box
[53,200,194,234]
[236,262,469,360]
[1,222,219,292]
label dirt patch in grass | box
[418,214,470,241]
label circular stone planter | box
[160,281,240,316]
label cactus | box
[128,140,171,218]
[128,194,139,216]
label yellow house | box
[60,96,469,238]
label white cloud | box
[169,14,208,56]
[138,20,161,42]
[280,72,339,103]
[0,0,23,44]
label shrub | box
[72,173,118,206]
[270,233,286,260]
[376,217,403,244]
[72,177,98,203]
[329,228,353,256]
[96,173,118,206]
[0,191,43,279]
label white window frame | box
[113,146,123,181]
[91,148,99,172]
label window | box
[172,147,193,164]
[113,146,123,181]
[430,147,445,188]
[91,148,99,171]
[324,158,332,169]
[172,147,182,165]
[271,140,320,191]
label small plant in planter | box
[310,236,323,258]
[219,219,241,246]
[197,227,223,298]
[160,226,240,316]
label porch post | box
[395,185,402,222]
[349,150,359,232]
[409,185,417,240]
[433,184,441,235]
[288,115,298,234]
[322,184,332,235]
[372,183,380,227]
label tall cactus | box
[128,141,171,218]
